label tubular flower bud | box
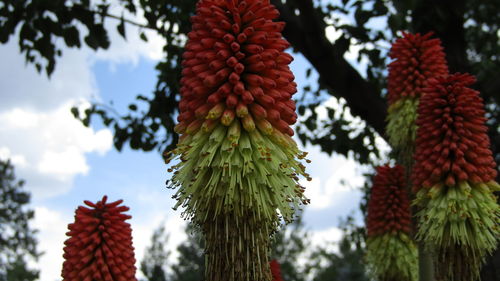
[270,260,284,281]
[61,196,137,281]
[412,73,499,281]
[386,32,448,165]
[365,165,417,281]
[165,1,310,280]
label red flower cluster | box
[62,196,137,281]
[367,165,412,237]
[176,0,297,137]
[412,73,497,189]
[387,32,448,105]
[270,259,284,281]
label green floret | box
[386,97,419,166]
[165,123,309,281]
[166,124,308,223]
[414,181,500,281]
[366,233,418,281]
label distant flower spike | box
[366,165,417,281]
[62,196,137,281]
[270,260,284,281]
[386,32,448,164]
[165,0,310,280]
[412,73,499,281]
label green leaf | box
[140,32,148,42]
[63,26,80,48]
[117,15,126,39]
[70,107,79,118]
[305,68,312,78]
[84,33,99,50]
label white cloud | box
[0,104,113,198]
[298,142,366,211]
[32,207,71,281]
[310,226,343,252]
[0,146,28,168]
[0,44,97,112]
[325,25,342,43]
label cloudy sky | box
[0,12,386,281]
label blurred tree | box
[169,223,205,281]
[309,236,369,281]
[271,217,310,281]
[1,0,499,277]
[307,215,369,281]
[0,159,39,281]
[141,224,170,281]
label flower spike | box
[412,73,499,281]
[166,0,309,280]
[270,260,284,281]
[62,196,137,281]
[386,32,448,165]
[366,165,417,281]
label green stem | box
[418,243,435,281]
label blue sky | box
[0,13,385,280]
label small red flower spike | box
[270,260,284,281]
[412,73,499,281]
[387,32,448,106]
[367,165,412,237]
[385,32,448,165]
[365,165,417,281]
[62,196,137,281]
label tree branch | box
[271,0,388,138]
[102,12,153,30]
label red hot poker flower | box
[167,0,309,280]
[365,165,417,281]
[367,165,412,237]
[62,196,137,281]
[387,32,448,106]
[270,260,284,281]
[412,73,497,190]
[385,32,448,165]
[176,0,298,137]
[412,73,499,281]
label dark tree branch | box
[412,0,468,73]
[271,0,388,138]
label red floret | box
[62,196,137,281]
[387,32,448,105]
[412,73,497,190]
[177,0,297,136]
[367,165,412,237]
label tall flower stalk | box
[386,32,448,166]
[62,196,137,281]
[412,73,499,281]
[366,165,418,281]
[165,0,309,280]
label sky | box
[0,10,387,281]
